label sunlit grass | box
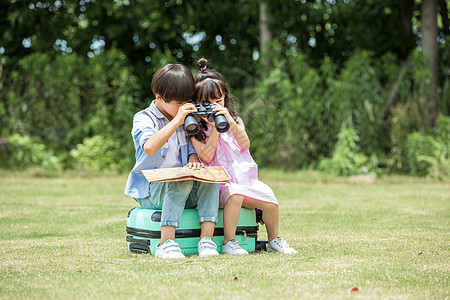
[0,170,448,299]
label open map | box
[139,166,230,183]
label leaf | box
[231,274,240,281]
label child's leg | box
[189,181,220,257]
[191,181,219,239]
[223,195,244,244]
[147,180,194,244]
[160,226,176,245]
[242,198,279,242]
[200,221,216,240]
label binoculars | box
[184,101,230,135]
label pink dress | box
[202,125,278,208]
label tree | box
[259,0,273,77]
[420,0,439,126]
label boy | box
[124,64,219,259]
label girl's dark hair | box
[192,58,238,142]
[151,64,195,102]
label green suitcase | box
[126,207,266,255]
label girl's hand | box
[185,161,203,170]
[212,103,235,125]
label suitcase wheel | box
[129,243,151,254]
[255,240,268,251]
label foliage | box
[244,49,384,169]
[0,134,61,170]
[2,1,446,93]
[0,0,449,175]
[386,51,439,173]
[70,135,132,172]
[242,46,448,178]
[267,0,417,66]
[6,53,87,147]
[0,0,260,92]
[405,116,450,179]
[318,127,380,176]
[3,50,140,172]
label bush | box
[405,116,450,179]
[70,135,133,172]
[1,45,448,175]
[318,127,380,176]
[2,50,141,172]
[244,49,385,169]
[386,51,435,173]
[0,134,61,170]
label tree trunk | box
[399,0,414,39]
[259,0,272,78]
[398,0,414,59]
[420,0,439,126]
[438,0,449,35]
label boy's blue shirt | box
[124,100,196,198]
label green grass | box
[0,169,448,299]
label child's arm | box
[142,103,196,156]
[228,116,250,151]
[190,128,220,163]
[212,104,250,151]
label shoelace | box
[200,239,217,250]
[228,240,242,250]
[163,243,182,253]
[273,237,289,248]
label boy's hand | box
[185,162,203,170]
[174,102,197,126]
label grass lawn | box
[0,169,448,299]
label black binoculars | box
[184,101,230,135]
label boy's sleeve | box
[132,112,157,148]
[187,139,197,156]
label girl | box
[190,58,297,255]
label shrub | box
[386,51,434,173]
[3,50,141,172]
[0,134,61,170]
[244,49,385,169]
[318,127,380,176]
[405,116,450,179]
[70,135,133,172]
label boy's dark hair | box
[192,58,238,142]
[151,64,195,103]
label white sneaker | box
[221,239,249,255]
[198,237,219,257]
[267,237,298,254]
[155,240,186,259]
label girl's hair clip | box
[201,66,207,71]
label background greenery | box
[0,0,449,178]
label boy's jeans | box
[135,180,219,227]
